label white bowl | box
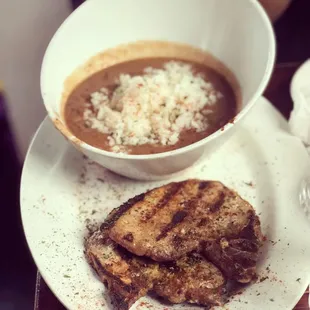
[41,0,275,181]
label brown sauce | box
[64,58,239,155]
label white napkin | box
[289,59,310,154]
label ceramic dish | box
[21,98,310,310]
[40,0,275,180]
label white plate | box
[21,97,310,310]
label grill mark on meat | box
[156,185,208,241]
[141,182,185,222]
[123,233,134,242]
[184,181,214,209]
[172,210,188,223]
[156,210,188,241]
[198,180,212,190]
[101,193,145,231]
[209,191,225,213]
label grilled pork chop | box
[109,180,262,262]
[85,224,226,309]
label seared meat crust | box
[109,180,262,262]
[85,179,263,309]
[85,229,158,310]
[154,253,226,306]
[203,213,263,283]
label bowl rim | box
[40,0,276,161]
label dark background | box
[0,0,310,309]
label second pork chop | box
[85,222,226,309]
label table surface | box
[33,62,309,310]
